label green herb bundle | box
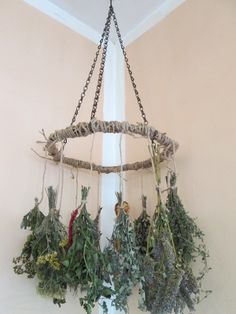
[94,206,103,248]
[134,195,150,257]
[21,198,45,231]
[140,143,183,314]
[13,198,45,278]
[166,172,211,313]
[104,192,140,313]
[64,186,112,314]
[133,196,150,310]
[142,190,183,314]
[34,186,67,306]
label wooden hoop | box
[44,120,178,174]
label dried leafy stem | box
[34,187,67,306]
[104,192,140,313]
[13,143,211,313]
[166,172,212,313]
[63,186,113,314]
[140,143,184,314]
[13,199,45,278]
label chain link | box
[112,9,148,125]
[67,2,148,140]
[90,7,112,120]
[69,6,113,126]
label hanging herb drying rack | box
[43,1,179,173]
[13,2,211,313]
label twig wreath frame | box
[44,119,179,174]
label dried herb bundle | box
[13,142,211,313]
[166,172,211,313]
[134,195,150,257]
[140,143,183,314]
[94,206,103,248]
[133,199,150,311]
[13,199,45,278]
[104,192,140,313]
[21,198,45,231]
[34,186,67,306]
[64,186,112,314]
[142,190,183,314]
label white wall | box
[0,1,103,313]
[126,0,236,313]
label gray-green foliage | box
[13,198,45,278]
[34,186,67,306]
[13,168,211,313]
[63,186,112,314]
[134,195,150,257]
[134,196,151,311]
[104,192,140,313]
[166,172,211,313]
[140,143,184,314]
[141,189,183,314]
[13,188,67,306]
[20,198,45,231]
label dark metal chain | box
[112,9,148,125]
[90,6,112,120]
[68,2,148,134]
[69,6,113,126]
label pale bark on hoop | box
[44,119,178,174]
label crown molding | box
[24,0,186,46]
[123,0,186,46]
[24,0,101,44]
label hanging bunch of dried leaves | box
[63,186,112,314]
[13,198,45,278]
[134,195,150,257]
[142,191,183,314]
[104,192,140,313]
[140,143,183,314]
[34,186,67,306]
[166,171,211,313]
[133,194,151,310]
[13,149,211,313]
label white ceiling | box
[49,0,166,37]
[24,0,186,45]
